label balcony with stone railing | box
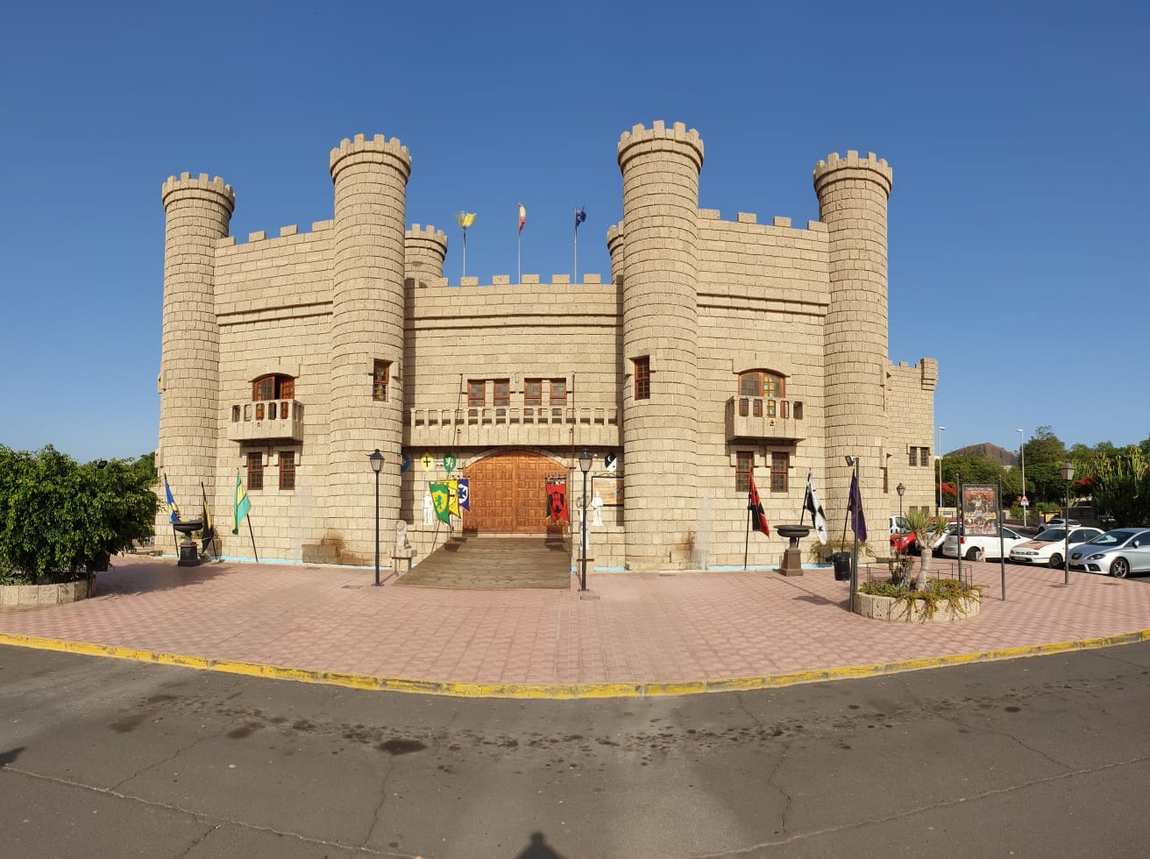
[228,400,304,442]
[725,396,804,443]
[405,405,619,448]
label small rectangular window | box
[253,377,275,401]
[634,357,651,400]
[883,467,889,494]
[752,398,762,417]
[739,397,749,417]
[280,377,294,400]
[231,405,240,422]
[255,402,265,421]
[468,380,486,407]
[246,451,264,491]
[794,402,804,420]
[373,360,390,402]
[736,450,754,493]
[279,450,295,490]
[494,379,510,407]
[739,372,761,397]
[550,378,567,404]
[524,378,543,406]
[920,446,931,465]
[766,399,777,418]
[770,452,788,493]
[909,447,918,467]
[780,400,790,419]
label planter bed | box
[855,590,981,623]
[0,579,92,609]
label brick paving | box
[2,556,1149,687]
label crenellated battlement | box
[421,273,609,290]
[329,132,412,182]
[617,120,704,170]
[697,209,828,233]
[404,224,448,247]
[161,172,235,212]
[812,150,892,195]
[606,222,624,252]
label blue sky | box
[1,1,1146,461]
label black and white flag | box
[804,471,829,544]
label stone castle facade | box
[156,120,937,571]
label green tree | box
[1080,447,1150,527]
[1023,426,1068,503]
[0,446,157,583]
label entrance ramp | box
[396,534,571,590]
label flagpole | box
[462,229,467,279]
[517,230,521,283]
[247,514,259,564]
[744,470,752,570]
[573,214,578,282]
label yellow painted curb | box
[1,628,1148,700]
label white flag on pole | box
[804,471,829,544]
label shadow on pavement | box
[514,832,566,858]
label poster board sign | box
[961,484,998,536]
[592,474,623,507]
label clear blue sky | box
[1,1,1146,462]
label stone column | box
[616,121,704,570]
[814,151,894,534]
[328,134,411,564]
[158,172,233,532]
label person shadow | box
[514,831,566,859]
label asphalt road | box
[3,644,1150,858]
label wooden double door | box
[463,451,565,535]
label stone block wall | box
[885,358,939,518]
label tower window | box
[735,450,754,493]
[634,357,651,400]
[738,370,785,399]
[770,452,789,493]
[252,374,294,401]
[279,450,296,491]
[468,379,486,407]
[909,447,918,467]
[372,360,390,402]
[246,451,264,491]
[493,379,510,407]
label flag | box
[574,207,587,229]
[517,203,527,234]
[457,211,476,230]
[430,481,451,524]
[447,479,460,517]
[163,474,180,524]
[848,471,868,543]
[232,472,251,535]
[748,472,770,536]
[457,477,471,510]
[400,452,412,473]
[803,471,829,545]
[200,483,216,553]
[546,479,569,523]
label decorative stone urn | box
[776,524,811,577]
[172,518,204,567]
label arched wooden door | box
[463,451,566,535]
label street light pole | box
[896,482,905,519]
[1062,460,1074,586]
[1017,427,1027,526]
[577,448,593,592]
[368,449,383,587]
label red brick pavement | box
[2,556,1149,687]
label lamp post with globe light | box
[577,449,593,592]
[368,449,383,587]
[1061,460,1074,586]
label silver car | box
[1069,528,1150,578]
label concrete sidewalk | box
[1,556,1149,695]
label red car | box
[890,528,919,555]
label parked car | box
[1042,518,1081,529]
[943,525,1029,561]
[1069,528,1150,578]
[931,522,959,557]
[888,515,918,555]
[1009,527,1104,568]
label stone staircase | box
[395,534,571,590]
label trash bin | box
[831,552,852,581]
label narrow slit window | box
[372,360,390,402]
[634,357,651,400]
[246,451,264,491]
[735,450,754,493]
[279,450,295,491]
[770,452,789,493]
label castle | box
[156,120,937,571]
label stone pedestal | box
[776,524,811,577]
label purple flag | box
[848,471,867,543]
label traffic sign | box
[1020,496,1029,507]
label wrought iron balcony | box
[227,400,304,442]
[405,405,619,448]
[725,396,804,442]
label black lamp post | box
[577,448,593,591]
[896,482,905,518]
[368,448,383,587]
[1061,460,1074,586]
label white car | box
[943,525,1028,561]
[1009,527,1104,568]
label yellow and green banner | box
[430,482,451,524]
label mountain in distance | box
[948,442,1019,467]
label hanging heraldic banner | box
[961,484,998,537]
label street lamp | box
[936,426,946,514]
[1017,428,1027,526]
[1061,460,1074,586]
[577,448,593,592]
[368,448,383,587]
[896,482,906,518]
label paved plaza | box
[1,556,1149,694]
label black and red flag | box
[748,472,770,536]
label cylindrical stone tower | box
[616,120,703,570]
[606,222,624,285]
[813,150,894,528]
[328,133,412,564]
[403,224,447,286]
[158,172,234,528]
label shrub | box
[859,577,981,622]
[0,446,157,584]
